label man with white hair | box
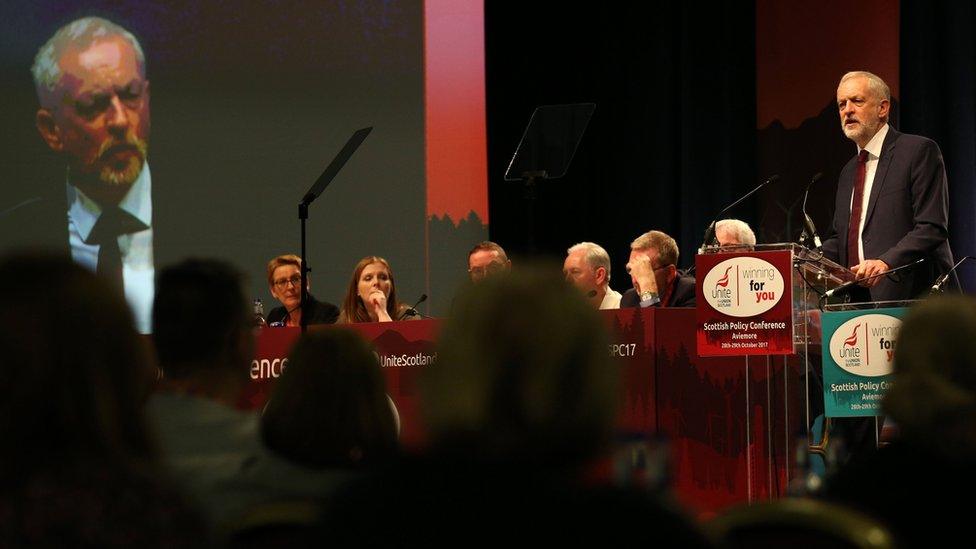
[715,218,756,248]
[28,16,155,332]
[563,242,621,309]
[821,70,951,300]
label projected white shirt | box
[67,164,155,334]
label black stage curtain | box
[901,1,976,292]
[485,3,757,282]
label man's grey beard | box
[90,136,149,187]
[99,152,145,186]
[843,120,880,144]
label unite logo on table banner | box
[827,314,901,377]
[702,257,785,317]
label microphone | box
[800,173,823,250]
[699,174,779,253]
[0,196,43,219]
[931,256,974,293]
[398,293,428,320]
[823,258,926,299]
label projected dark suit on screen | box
[28,17,155,332]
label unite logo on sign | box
[702,257,784,317]
[828,314,901,376]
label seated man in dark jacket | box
[620,230,695,308]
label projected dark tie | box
[87,207,141,291]
[846,149,870,268]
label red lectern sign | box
[696,249,794,356]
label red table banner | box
[240,308,803,514]
[239,320,441,447]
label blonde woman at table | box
[266,254,339,327]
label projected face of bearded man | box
[35,32,150,206]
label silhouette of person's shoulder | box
[322,456,713,546]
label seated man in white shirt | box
[563,241,621,309]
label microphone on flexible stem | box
[399,293,428,320]
[699,174,780,253]
[823,258,926,299]
[931,256,974,293]
[800,172,823,250]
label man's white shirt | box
[67,164,155,333]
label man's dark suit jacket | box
[822,127,953,301]
[0,194,70,255]
[620,273,696,308]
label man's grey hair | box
[630,230,679,267]
[839,70,891,102]
[715,218,756,246]
[32,17,146,109]
[567,241,612,282]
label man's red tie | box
[846,149,870,268]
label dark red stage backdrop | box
[755,0,899,248]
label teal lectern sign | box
[821,307,907,417]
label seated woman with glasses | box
[337,256,419,323]
[266,254,340,327]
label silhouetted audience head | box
[883,296,976,456]
[153,258,253,380]
[422,265,618,465]
[262,329,398,468]
[320,265,715,547]
[0,253,205,546]
[0,253,154,473]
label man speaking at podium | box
[822,71,952,301]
